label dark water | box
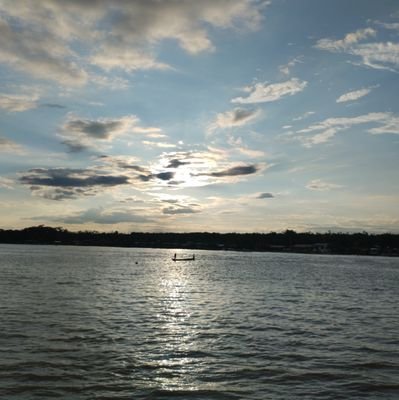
[1,244,399,399]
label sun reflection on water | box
[152,253,201,392]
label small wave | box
[147,388,239,399]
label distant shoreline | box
[1,226,398,257]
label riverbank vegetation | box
[1,226,398,256]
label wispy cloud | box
[315,28,376,52]
[226,136,266,158]
[375,21,399,31]
[297,112,399,146]
[368,116,399,135]
[316,27,399,71]
[42,207,153,225]
[141,140,176,149]
[0,137,25,154]
[293,111,315,121]
[278,56,304,76]
[336,87,373,103]
[306,179,342,191]
[208,108,261,133]
[0,177,14,189]
[232,78,307,104]
[0,92,39,112]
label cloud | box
[350,42,399,71]
[226,136,266,158]
[0,137,25,154]
[0,177,14,189]
[59,115,154,152]
[166,159,190,168]
[375,21,399,31]
[201,164,259,177]
[208,108,261,132]
[59,207,152,224]
[91,47,171,72]
[257,192,274,199]
[300,128,338,147]
[41,103,66,109]
[315,28,399,71]
[234,146,266,158]
[131,126,165,136]
[300,113,389,133]
[278,56,304,76]
[96,155,143,170]
[0,93,39,112]
[368,116,399,135]
[19,167,130,200]
[315,28,376,51]
[232,78,307,104]
[154,171,175,181]
[150,148,265,188]
[292,111,315,121]
[90,75,130,90]
[0,1,266,83]
[297,112,398,147]
[306,179,342,191]
[141,140,176,149]
[0,15,88,86]
[88,0,265,71]
[162,206,198,215]
[336,87,373,103]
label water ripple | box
[1,245,399,399]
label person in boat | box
[173,253,176,259]
[193,254,195,260]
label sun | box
[172,164,209,188]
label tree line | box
[0,225,398,256]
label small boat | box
[172,254,195,261]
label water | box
[1,244,399,399]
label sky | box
[0,0,399,233]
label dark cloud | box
[200,164,259,177]
[162,206,198,215]
[59,116,137,152]
[19,168,130,200]
[155,171,175,181]
[20,168,129,187]
[257,192,274,199]
[136,171,175,182]
[137,174,152,182]
[61,140,89,153]
[65,119,123,139]
[162,199,179,204]
[166,159,190,168]
[232,108,257,123]
[120,164,149,172]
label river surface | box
[1,244,399,399]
